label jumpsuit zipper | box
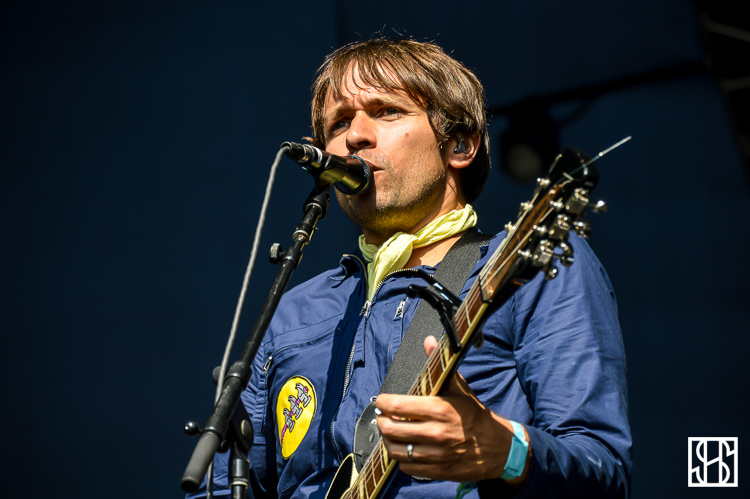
[330,262,426,458]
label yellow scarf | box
[358,204,477,300]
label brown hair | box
[310,38,490,203]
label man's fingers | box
[423,335,439,357]
[376,414,454,443]
[376,393,456,421]
[381,436,451,464]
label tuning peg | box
[590,200,608,213]
[548,214,571,240]
[573,219,591,239]
[518,201,533,218]
[557,241,574,267]
[573,219,590,232]
[565,189,590,215]
[565,190,608,215]
[545,266,559,280]
[531,241,555,267]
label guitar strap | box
[353,228,493,471]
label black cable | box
[206,145,285,497]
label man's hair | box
[310,38,490,203]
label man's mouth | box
[353,155,382,172]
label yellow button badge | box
[276,376,317,459]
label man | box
[191,38,631,498]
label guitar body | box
[326,453,398,499]
[326,455,356,499]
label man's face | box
[323,67,456,245]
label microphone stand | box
[181,183,331,496]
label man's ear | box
[446,132,481,170]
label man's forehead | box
[323,63,419,113]
[324,84,412,109]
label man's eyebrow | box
[323,105,347,126]
[324,94,416,125]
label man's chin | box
[335,190,375,217]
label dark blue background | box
[2,1,748,497]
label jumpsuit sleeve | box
[480,236,632,498]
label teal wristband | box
[500,420,529,480]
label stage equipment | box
[181,143,350,497]
[283,142,371,195]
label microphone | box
[282,142,371,195]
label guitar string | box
[478,186,549,282]
[361,441,391,499]
[480,188,561,287]
[355,436,388,499]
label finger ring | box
[406,443,414,463]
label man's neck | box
[361,199,466,247]
[402,231,467,269]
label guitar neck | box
[344,439,396,499]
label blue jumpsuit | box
[188,233,632,498]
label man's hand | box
[375,335,530,485]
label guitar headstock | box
[485,147,610,294]
[548,147,598,190]
[539,146,606,233]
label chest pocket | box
[360,296,412,383]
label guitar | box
[326,146,608,499]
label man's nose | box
[345,114,376,153]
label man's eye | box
[383,107,401,116]
[330,120,349,132]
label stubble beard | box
[336,165,447,240]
